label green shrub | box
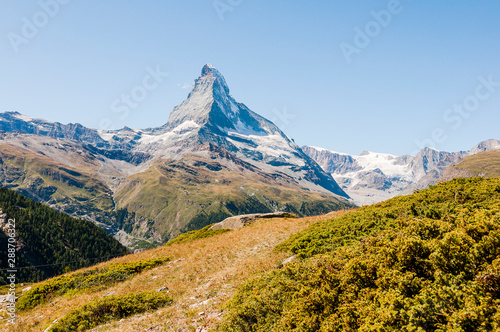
[167,224,230,245]
[17,257,168,311]
[218,178,500,331]
[277,177,500,258]
[49,290,172,331]
[276,208,397,258]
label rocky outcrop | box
[470,139,500,154]
[209,212,297,231]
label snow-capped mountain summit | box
[112,64,347,196]
[163,64,237,132]
[148,64,287,149]
[163,64,285,137]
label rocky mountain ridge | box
[304,139,500,205]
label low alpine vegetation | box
[166,224,230,246]
[17,257,168,311]
[219,177,500,331]
[49,290,172,331]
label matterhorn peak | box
[201,63,217,76]
[164,64,236,131]
[163,64,290,140]
[198,63,229,95]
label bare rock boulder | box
[209,212,296,231]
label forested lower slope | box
[0,187,128,285]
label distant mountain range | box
[0,65,352,249]
[303,139,500,205]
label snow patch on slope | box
[171,120,200,133]
[97,131,116,142]
[308,147,412,179]
[12,113,33,122]
[354,151,412,178]
[227,132,304,165]
[139,121,200,145]
[309,146,348,155]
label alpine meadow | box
[1,1,500,331]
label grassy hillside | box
[0,187,128,285]
[2,211,349,331]
[439,149,500,182]
[219,177,500,331]
[0,143,115,224]
[0,140,158,250]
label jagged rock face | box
[470,139,500,154]
[163,64,267,135]
[304,140,500,206]
[301,146,362,174]
[409,148,466,180]
[0,64,352,248]
[165,64,277,139]
[403,148,466,192]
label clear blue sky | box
[1,0,499,156]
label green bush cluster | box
[276,207,397,258]
[167,224,230,245]
[17,257,168,311]
[219,178,500,331]
[49,290,172,331]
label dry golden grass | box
[3,210,351,332]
